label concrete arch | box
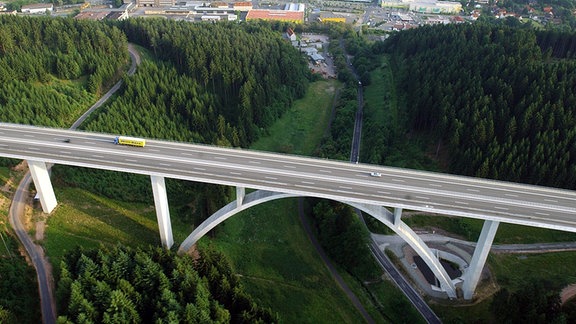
[178,190,299,253]
[347,202,457,298]
[177,190,457,298]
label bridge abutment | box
[27,160,57,213]
[150,175,173,249]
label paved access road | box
[369,242,441,324]
[0,123,575,234]
[7,44,142,324]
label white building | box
[409,0,461,14]
[21,3,53,14]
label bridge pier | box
[236,187,245,207]
[150,175,173,249]
[462,220,499,300]
[393,207,402,225]
[355,203,457,299]
[27,160,57,213]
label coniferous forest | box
[0,16,127,126]
[56,245,278,323]
[0,16,311,322]
[382,24,576,190]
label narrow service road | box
[8,43,141,324]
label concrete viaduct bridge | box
[1,122,575,300]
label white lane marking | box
[544,199,558,203]
[505,193,518,197]
[193,167,206,171]
[302,181,315,185]
[392,179,405,182]
[85,141,96,145]
[181,152,194,156]
[535,212,550,216]
[59,151,71,154]
[230,172,242,175]
[23,134,34,137]
[159,163,171,167]
[466,188,479,192]
[415,196,429,200]
[430,183,442,187]
[494,206,509,211]
[294,184,318,190]
[265,176,278,180]
[261,180,287,186]
[284,165,296,169]
[454,201,469,205]
[124,159,138,163]
[339,186,353,190]
[319,169,332,173]
[215,157,227,160]
[249,161,261,164]
[336,190,356,195]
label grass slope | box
[206,80,372,323]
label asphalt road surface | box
[0,124,575,234]
[369,242,442,324]
[8,172,56,323]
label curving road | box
[8,44,141,324]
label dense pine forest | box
[0,16,311,322]
[56,18,311,219]
[56,245,277,323]
[382,24,576,189]
[0,16,127,126]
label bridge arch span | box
[178,189,457,298]
[178,190,299,253]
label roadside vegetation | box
[0,165,41,323]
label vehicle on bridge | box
[114,136,146,147]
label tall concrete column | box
[393,207,402,225]
[236,187,245,207]
[462,220,500,300]
[150,175,173,249]
[27,160,57,213]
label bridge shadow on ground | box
[44,188,160,250]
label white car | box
[370,172,382,177]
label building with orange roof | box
[246,9,303,23]
[233,1,252,11]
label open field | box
[251,80,338,155]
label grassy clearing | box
[251,80,337,155]
[205,199,363,323]
[367,279,426,324]
[489,252,576,290]
[208,80,378,322]
[43,186,193,264]
[432,252,576,322]
[430,297,493,323]
[362,57,395,125]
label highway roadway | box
[369,242,441,324]
[0,123,575,234]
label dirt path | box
[298,199,375,323]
